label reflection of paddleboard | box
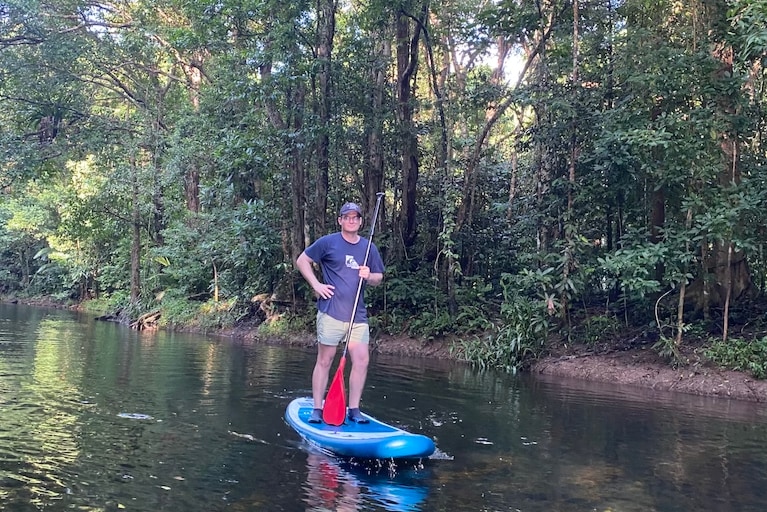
[285,397,435,459]
[304,452,429,512]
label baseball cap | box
[339,202,362,216]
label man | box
[295,202,385,424]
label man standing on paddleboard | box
[295,201,385,424]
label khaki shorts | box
[317,311,370,346]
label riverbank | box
[375,334,767,403]
[531,342,767,403]
[5,297,767,403]
[218,322,767,403]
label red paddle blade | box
[322,357,347,426]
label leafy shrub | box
[574,314,621,345]
[454,304,494,334]
[458,322,542,374]
[407,309,455,339]
[196,297,247,330]
[156,294,202,327]
[378,268,495,339]
[258,311,313,338]
[79,297,116,315]
[704,337,767,379]
[383,268,440,310]
[652,336,683,364]
[150,200,282,303]
[458,274,550,373]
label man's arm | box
[358,266,383,286]
[296,252,335,299]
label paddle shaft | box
[338,192,384,360]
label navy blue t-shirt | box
[304,232,384,324]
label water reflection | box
[302,451,429,511]
[532,372,767,423]
[527,373,767,511]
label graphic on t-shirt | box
[345,255,359,269]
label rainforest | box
[2,0,767,384]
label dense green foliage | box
[705,336,767,379]
[2,0,767,374]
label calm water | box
[1,304,766,511]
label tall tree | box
[395,2,427,252]
[315,0,336,233]
[258,2,311,262]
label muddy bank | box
[531,346,767,403]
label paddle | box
[322,192,385,426]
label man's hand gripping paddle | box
[322,192,385,426]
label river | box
[1,303,766,511]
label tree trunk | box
[315,0,335,234]
[366,36,389,213]
[184,58,203,214]
[676,207,693,346]
[395,8,424,251]
[151,120,165,246]
[686,1,753,320]
[649,187,665,282]
[260,25,308,263]
[130,154,141,303]
[560,0,580,328]
[290,82,308,262]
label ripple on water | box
[116,413,156,420]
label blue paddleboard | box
[285,397,435,459]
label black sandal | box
[347,408,369,424]
[308,408,323,423]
